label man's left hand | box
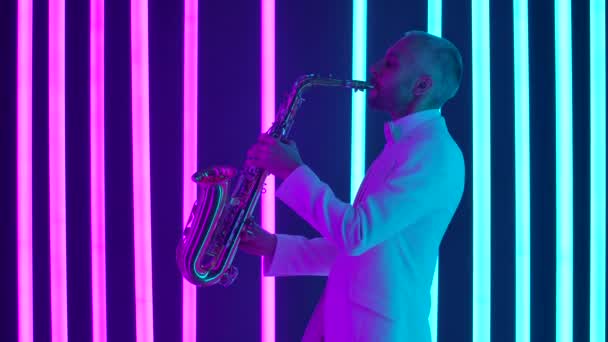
[245,134,304,180]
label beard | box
[368,87,408,113]
[367,87,383,110]
[367,84,395,111]
[367,81,413,113]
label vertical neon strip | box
[350,0,367,203]
[427,0,442,37]
[17,1,34,341]
[513,0,531,341]
[589,1,606,341]
[554,1,573,341]
[471,0,491,341]
[427,3,441,341]
[260,1,276,342]
[182,0,198,340]
[49,0,69,340]
[130,0,154,341]
[90,0,107,340]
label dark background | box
[0,0,600,341]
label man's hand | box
[239,220,277,257]
[245,134,303,180]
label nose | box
[369,64,378,79]
[370,59,382,77]
[370,61,378,74]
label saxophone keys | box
[219,266,239,287]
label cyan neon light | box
[427,0,441,37]
[513,1,531,342]
[261,1,276,341]
[182,0,198,340]
[471,0,492,341]
[49,0,69,339]
[350,0,367,203]
[130,0,154,340]
[17,1,34,341]
[589,1,606,341]
[90,0,107,340]
[427,2,441,341]
[554,1,574,341]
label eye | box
[385,58,397,68]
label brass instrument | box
[176,74,373,286]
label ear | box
[413,75,433,96]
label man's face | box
[368,37,419,113]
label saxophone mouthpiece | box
[346,79,374,91]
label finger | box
[245,157,262,169]
[280,139,294,147]
[249,221,262,231]
[239,229,254,242]
[248,143,264,152]
[258,144,272,153]
[259,134,278,145]
[246,146,257,158]
[246,147,258,158]
[246,152,267,166]
[249,144,273,155]
[245,154,259,168]
[247,146,267,160]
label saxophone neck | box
[267,74,373,137]
[295,73,373,91]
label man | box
[241,30,465,341]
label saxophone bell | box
[177,74,372,287]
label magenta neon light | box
[90,0,107,340]
[17,1,34,341]
[49,0,69,340]
[130,0,154,340]
[261,1,276,342]
[182,0,198,340]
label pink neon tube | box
[130,0,154,340]
[17,1,34,341]
[182,0,198,340]
[261,1,276,342]
[90,0,107,340]
[49,0,69,340]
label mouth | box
[369,78,379,90]
[368,78,379,93]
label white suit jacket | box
[264,109,465,341]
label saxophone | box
[176,74,373,287]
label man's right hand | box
[239,219,277,257]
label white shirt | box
[265,108,465,341]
